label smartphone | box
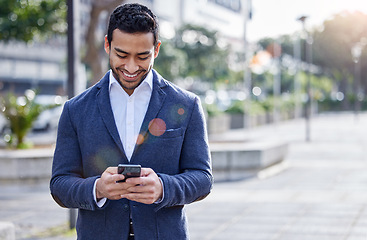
[117,164,141,182]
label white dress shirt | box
[109,69,153,159]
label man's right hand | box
[96,167,130,200]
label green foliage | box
[0,90,58,149]
[173,24,231,83]
[154,40,187,81]
[0,0,66,42]
[204,103,223,117]
[244,100,266,116]
[225,100,245,114]
[312,11,367,107]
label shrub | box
[0,89,58,149]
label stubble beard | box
[110,65,150,92]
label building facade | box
[0,0,251,95]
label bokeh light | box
[148,118,166,137]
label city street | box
[1,112,367,239]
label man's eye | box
[139,56,149,60]
[117,54,127,59]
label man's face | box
[104,29,161,95]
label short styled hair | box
[107,3,159,47]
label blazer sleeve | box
[155,96,213,211]
[50,101,100,211]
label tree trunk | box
[82,0,126,85]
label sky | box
[246,0,367,42]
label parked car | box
[32,95,67,131]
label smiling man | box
[50,3,213,240]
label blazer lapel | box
[96,73,128,161]
[132,70,167,157]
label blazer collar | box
[95,70,168,162]
[96,72,128,161]
[141,70,167,127]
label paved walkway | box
[189,112,367,240]
[1,112,367,239]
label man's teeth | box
[124,72,138,78]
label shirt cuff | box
[155,177,164,204]
[93,178,107,208]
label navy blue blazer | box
[50,70,213,240]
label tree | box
[174,24,231,85]
[0,0,66,42]
[82,0,127,85]
[312,11,367,109]
[0,0,127,85]
[154,39,187,81]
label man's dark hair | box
[107,3,159,47]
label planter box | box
[210,141,288,182]
[0,148,54,181]
[229,114,245,129]
[207,114,230,134]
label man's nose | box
[125,58,139,73]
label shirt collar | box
[108,69,153,93]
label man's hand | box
[96,167,130,200]
[122,168,163,204]
[96,167,163,204]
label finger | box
[123,192,157,204]
[140,167,153,177]
[105,167,118,174]
[113,174,126,183]
[125,176,143,185]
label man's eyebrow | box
[137,51,152,56]
[114,47,151,55]
[114,47,128,54]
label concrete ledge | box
[210,141,288,181]
[0,222,15,240]
[0,148,54,181]
[0,141,287,183]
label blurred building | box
[0,39,66,95]
[0,0,251,95]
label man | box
[50,3,213,240]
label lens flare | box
[136,133,145,145]
[148,118,166,136]
[178,108,185,115]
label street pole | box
[297,16,311,142]
[273,41,281,124]
[293,34,302,118]
[67,0,79,229]
[67,0,75,99]
[351,41,365,121]
[243,0,252,127]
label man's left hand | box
[121,168,163,204]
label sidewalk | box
[1,112,367,239]
[188,112,367,240]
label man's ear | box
[154,41,161,58]
[104,35,110,54]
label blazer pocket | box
[160,127,184,138]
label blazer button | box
[122,204,129,212]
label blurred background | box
[1,0,367,239]
[0,0,366,135]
